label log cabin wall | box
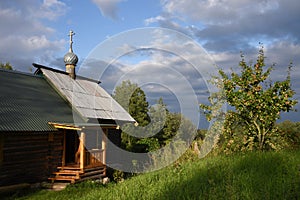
[0,131,63,186]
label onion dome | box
[64,30,78,66]
[64,51,78,65]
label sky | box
[0,0,299,128]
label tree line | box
[112,80,196,153]
[113,46,299,156]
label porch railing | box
[85,149,104,167]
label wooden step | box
[76,174,106,183]
[57,166,81,170]
[51,175,79,179]
[84,166,105,172]
[50,165,107,184]
[80,169,105,178]
[54,171,83,175]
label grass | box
[7,150,300,200]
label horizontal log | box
[76,174,105,183]
[0,183,31,194]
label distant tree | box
[147,97,196,147]
[277,120,300,150]
[147,98,168,145]
[149,109,197,168]
[113,80,149,126]
[113,82,197,153]
[201,46,298,151]
[113,80,150,151]
[0,62,13,70]
[162,112,181,144]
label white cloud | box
[162,0,281,25]
[149,0,300,53]
[91,0,125,20]
[36,0,68,20]
[0,1,68,70]
[0,35,63,53]
[144,16,166,25]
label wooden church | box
[0,31,135,187]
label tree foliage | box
[0,62,13,70]
[113,80,150,151]
[276,120,300,150]
[113,80,150,126]
[113,81,197,153]
[201,46,298,152]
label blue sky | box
[0,0,299,127]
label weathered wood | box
[0,135,4,165]
[54,171,81,175]
[49,164,106,184]
[80,169,105,178]
[58,166,81,170]
[79,132,85,170]
[62,130,66,167]
[102,128,107,165]
[85,149,104,167]
[49,122,82,131]
[76,174,105,183]
[0,132,63,186]
[0,127,113,186]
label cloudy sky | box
[0,0,299,127]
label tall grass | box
[10,150,300,200]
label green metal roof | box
[0,69,86,132]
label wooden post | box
[79,131,85,170]
[102,129,107,165]
[62,130,66,167]
[0,134,3,165]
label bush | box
[277,120,300,150]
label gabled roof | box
[33,64,135,123]
[0,69,86,132]
[33,63,101,84]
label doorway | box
[65,131,80,164]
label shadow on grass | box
[156,151,300,200]
[1,187,42,200]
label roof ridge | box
[32,63,101,84]
[0,68,42,78]
[33,63,68,75]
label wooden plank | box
[0,134,4,165]
[49,123,82,131]
[79,132,85,170]
[62,130,66,167]
[54,171,80,175]
[102,128,107,165]
[57,166,81,170]
[0,133,63,187]
[80,169,105,178]
[76,174,105,183]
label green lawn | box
[7,150,300,200]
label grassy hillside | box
[10,150,300,200]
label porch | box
[48,123,116,183]
[49,150,106,183]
